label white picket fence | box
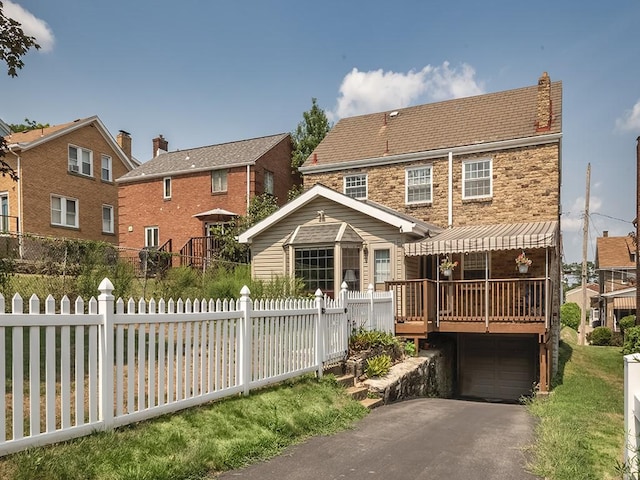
[0,279,393,456]
[624,353,640,479]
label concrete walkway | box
[214,397,540,479]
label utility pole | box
[579,163,591,346]
[636,137,639,325]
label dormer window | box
[68,145,93,177]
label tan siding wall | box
[18,125,130,243]
[303,143,560,227]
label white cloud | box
[562,195,603,232]
[4,1,55,53]
[329,61,484,121]
[615,99,640,132]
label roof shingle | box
[596,236,636,268]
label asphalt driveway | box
[215,397,540,479]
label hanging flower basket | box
[518,264,529,274]
[439,257,458,277]
[515,252,532,273]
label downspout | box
[7,145,22,258]
[545,249,550,330]
[448,152,453,227]
[246,164,251,214]
[485,251,489,331]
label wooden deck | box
[387,278,549,336]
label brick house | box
[0,116,137,243]
[116,133,298,265]
[240,73,562,400]
[595,232,637,329]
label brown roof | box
[596,236,636,268]
[303,79,562,168]
[5,119,85,144]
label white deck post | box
[98,278,115,430]
[315,289,325,378]
[624,353,640,479]
[238,285,252,396]
[367,283,375,331]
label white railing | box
[624,353,640,479]
[0,279,393,456]
[344,284,394,334]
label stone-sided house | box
[240,73,562,401]
[0,116,137,242]
[117,133,298,266]
[595,231,637,329]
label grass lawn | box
[527,327,626,480]
[0,375,368,480]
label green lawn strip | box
[527,328,625,480]
[0,375,368,480]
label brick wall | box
[254,135,300,203]
[18,125,129,243]
[304,143,560,227]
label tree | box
[560,302,581,331]
[0,1,41,181]
[563,261,597,288]
[9,118,49,132]
[291,98,331,171]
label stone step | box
[346,385,369,401]
[324,364,345,376]
[359,397,384,410]
[335,374,356,388]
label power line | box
[590,212,635,224]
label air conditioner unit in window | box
[69,165,79,173]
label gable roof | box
[117,133,290,183]
[596,236,635,269]
[300,79,562,173]
[238,183,442,243]
[5,116,138,170]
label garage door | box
[459,334,536,401]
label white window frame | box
[212,169,228,193]
[102,204,114,234]
[264,170,274,195]
[344,174,367,199]
[462,158,492,199]
[374,249,391,284]
[405,165,432,204]
[101,154,112,182]
[51,195,79,228]
[0,192,9,232]
[163,177,172,199]
[68,145,93,177]
[145,226,159,248]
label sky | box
[1,0,639,265]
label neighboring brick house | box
[595,232,637,329]
[0,116,137,243]
[241,73,562,400]
[116,133,298,264]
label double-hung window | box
[212,170,228,193]
[101,155,112,181]
[102,205,114,234]
[163,177,172,199]
[463,159,492,199]
[264,170,274,195]
[68,145,93,176]
[374,249,391,284]
[145,226,159,248]
[344,174,367,199]
[51,195,79,228]
[406,166,432,204]
[0,193,8,232]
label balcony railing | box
[386,277,548,334]
[179,236,223,268]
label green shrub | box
[404,340,417,357]
[619,315,636,335]
[365,354,392,377]
[589,326,612,346]
[560,302,581,331]
[610,331,624,347]
[622,326,640,355]
[349,330,399,352]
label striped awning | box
[614,297,636,309]
[404,221,558,256]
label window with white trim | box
[51,195,79,228]
[145,226,159,248]
[264,170,274,195]
[463,252,487,280]
[344,174,367,199]
[68,145,93,176]
[211,170,228,193]
[101,155,112,181]
[406,166,432,204]
[374,249,391,284]
[0,192,8,233]
[163,177,172,199]
[102,205,114,233]
[463,159,492,199]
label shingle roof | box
[5,118,88,145]
[117,133,290,182]
[302,80,562,168]
[596,236,636,268]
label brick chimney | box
[603,230,608,237]
[117,130,132,159]
[535,72,552,132]
[152,135,168,157]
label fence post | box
[98,278,115,430]
[315,289,325,378]
[367,283,375,331]
[238,285,252,396]
[340,282,349,345]
[624,353,640,479]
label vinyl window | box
[51,195,79,228]
[406,166,432,204]
[212,170,228,193]
[344,174,367,199]
[163,177,172,199]
[101,155,112,181]
[102,205,114,233]
[463,159,492,199]
[68,145,93,176]
[145,226,159,248]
